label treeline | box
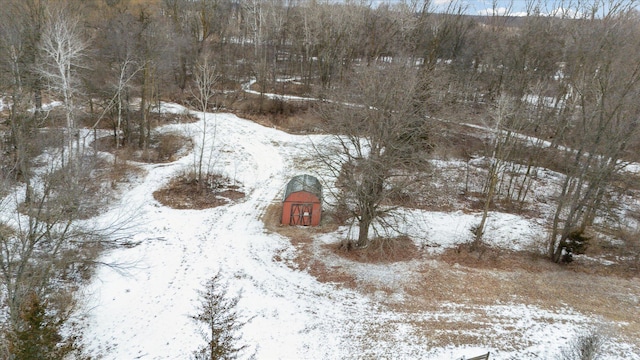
[1,0,640,357]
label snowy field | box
[74,103,640,359]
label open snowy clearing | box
[75,103,640,359]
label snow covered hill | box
[76,103,640,360]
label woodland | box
[1,0,640,358]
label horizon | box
[372,0,636,18]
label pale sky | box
[382,0,624,18]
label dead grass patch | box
[238,110,323,134]
[440,243,557,273]
[330,236,421,264]
[153,173,244,210]
[80,110,197,130]
[440,242,639,278]
[572,230,640,276]
[304,260,358,288]
[94,132,192,164]
[107,161,147,188]
[402,248,640,346]
[222,93,323,134]
[259,189,640,350]
[262,202,357,287]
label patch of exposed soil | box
[153,174,244,210]
[262,203,358,286]
[262,202,422,293]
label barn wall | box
[282,191,321,226]
[286,192,319,203]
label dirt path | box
[77,109,372,359]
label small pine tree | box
[191,272,250,360]
[9,292,74,360]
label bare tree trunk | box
[190,53,219,191]
[474,95,516,246]
[315,64,430,249]
[38,4,88,162]
[356,173,383,247]
[139,61,149,149]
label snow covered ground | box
[74,103,640,359]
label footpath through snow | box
[78,104,377,359]
[76,103,640,360]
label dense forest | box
[1,0,640,358]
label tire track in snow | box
[78,109,372,359]
[200,121,373,358]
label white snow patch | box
[70,102,640,359]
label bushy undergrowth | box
[558,329,605,360]
[94,131,192,164]
[153,171,244,210]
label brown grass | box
[355,264,640,351]
[79,110,197,130]
[261,200,640,350]
[439,243,556,273]
[107,161,147,188]
[329,236,421,264]
[399,246,640,347]
[262,203,357,287]
[153,174,244,210]
[221,92,323,134]
[94,132,192,164]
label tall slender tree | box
[38,3,89,161]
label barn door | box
[290,203,313,226]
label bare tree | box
[38,3,89,161]
[473,95,518,246]
[315,63,431,248]
[243,0,264,59]
[91,11,143,152]
[163,0,193,92]
[546,9,640,262]
[0,0,54,205]
[0,0,49,114]
[190,53,220,190]
[0,170,83,358]
[0,7,32,192]
[0,154,133,358]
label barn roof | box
[284,174,322,201]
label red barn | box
[281,175,322,226]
